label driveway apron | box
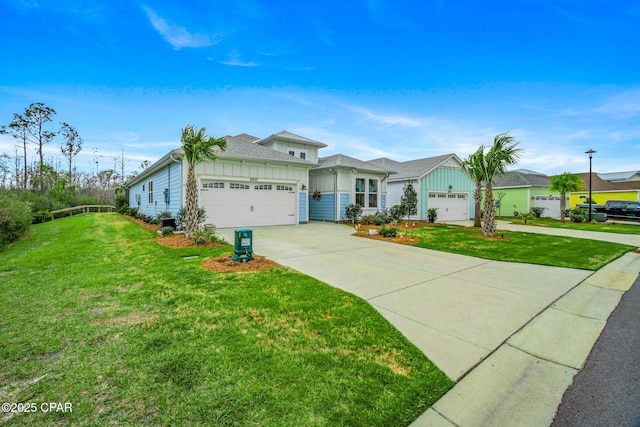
[218,222,591,381]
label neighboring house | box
[308,154,392,221]
[367,154,475,222]
[126,131,323,228]
[570,171,640,207]
[489,169,561,217]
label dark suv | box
[621,202,640,218]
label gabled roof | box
[493,169,550,188]
[125,133,313,188]
[598,171,640,182]
[214,134,314,165]
[368,153,460,181]
[313,154,393,174]
[254,130,328,148]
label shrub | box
[389,204,406,222]
[191,229,227,245]
[374,209,391,225]
[569,207,587,223]
[32,210,52,224]
[177,206,206,229]
[360,214,376,225]
[160,226,174,236]
[427,208,438,223]
[345,204,362,224]
[520,212,535,224]
[0,193,32,249]
[378,224,398,238]
[157,211,172,220]
[530,207,545,218]
[114,193,127,211]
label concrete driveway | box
[218,222,591,381]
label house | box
[308,154,393,221]
[126,131,324,228]
[367,154,475,222]
[489,169,561,217]
[570,171,640,207]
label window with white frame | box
[300,152,306,160]
[355,178,378,208]
[148,181,153,203]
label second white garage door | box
[427,192,469,221]
[200,180,297,228]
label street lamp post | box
[585,149,596,222]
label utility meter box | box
[233,228,254,262]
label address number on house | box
[249,178,259,182]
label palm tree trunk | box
[482,182,496,237]
[473,184,482,228]
[560,192,566,223]
[185,166,198,238]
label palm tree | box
[481,133,522,237]
[461,146,486,228]
[550,172,584,223]
[181,125,226,238]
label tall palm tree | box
[461,147,486,228]
[181,125,226,238]
[481,133,522,237]
[550,172,584,223]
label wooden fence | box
[50,205,116,220]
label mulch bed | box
[201,253,281,273]
[123,214,278,271]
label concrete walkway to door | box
[218,222,591,381]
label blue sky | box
[1,0,639,177]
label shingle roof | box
[597,171,640,182]
[367,153,458,180]
[215,134,313,165]
[313,154,392,174]
[493,169,550,188]
[254,130,328,148]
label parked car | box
[620,202,640,218]
[577,203,606,213]
[605,200,631,215]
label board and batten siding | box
[386,180,422,219]
[422,167,475,220]
[194,159,310,189]
[128,162,182,218]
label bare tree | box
[59,122,83,182]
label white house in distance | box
[126,130,475,228]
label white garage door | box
[534,195,562,218]
[199,181,297,228]
[427,192,469,221]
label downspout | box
[170,152,182,221]
[330,168,338,221]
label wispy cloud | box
[350,106,422,128]
[221,50,260,67]
[592,90,640,119]
[142,6,221,50]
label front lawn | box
[0,214,453,426]
[411,225,635,270]
[508,217,640,235]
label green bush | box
[427,208,438,223]
[114,193,127,211]
[191,229,227,245]
[569,207,587,223]
[389,205,406,222]
[345,204,362,224]
[160,226,174,236]
[520,212,535,224]
[374,209,390,226]
[360,214,376,225]
[0,193,32,249]
[379,224,398,237]
[530,207,545,218]
[32,210,52,224]
[177,206,206,229]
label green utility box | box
[233,228,254,262]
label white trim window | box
[355,178,378,208]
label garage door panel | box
[428,192,469,221]
[200,181,297,228]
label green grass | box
[0,214,452,426]
[507,217,640,234]
[412,225,636,270]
